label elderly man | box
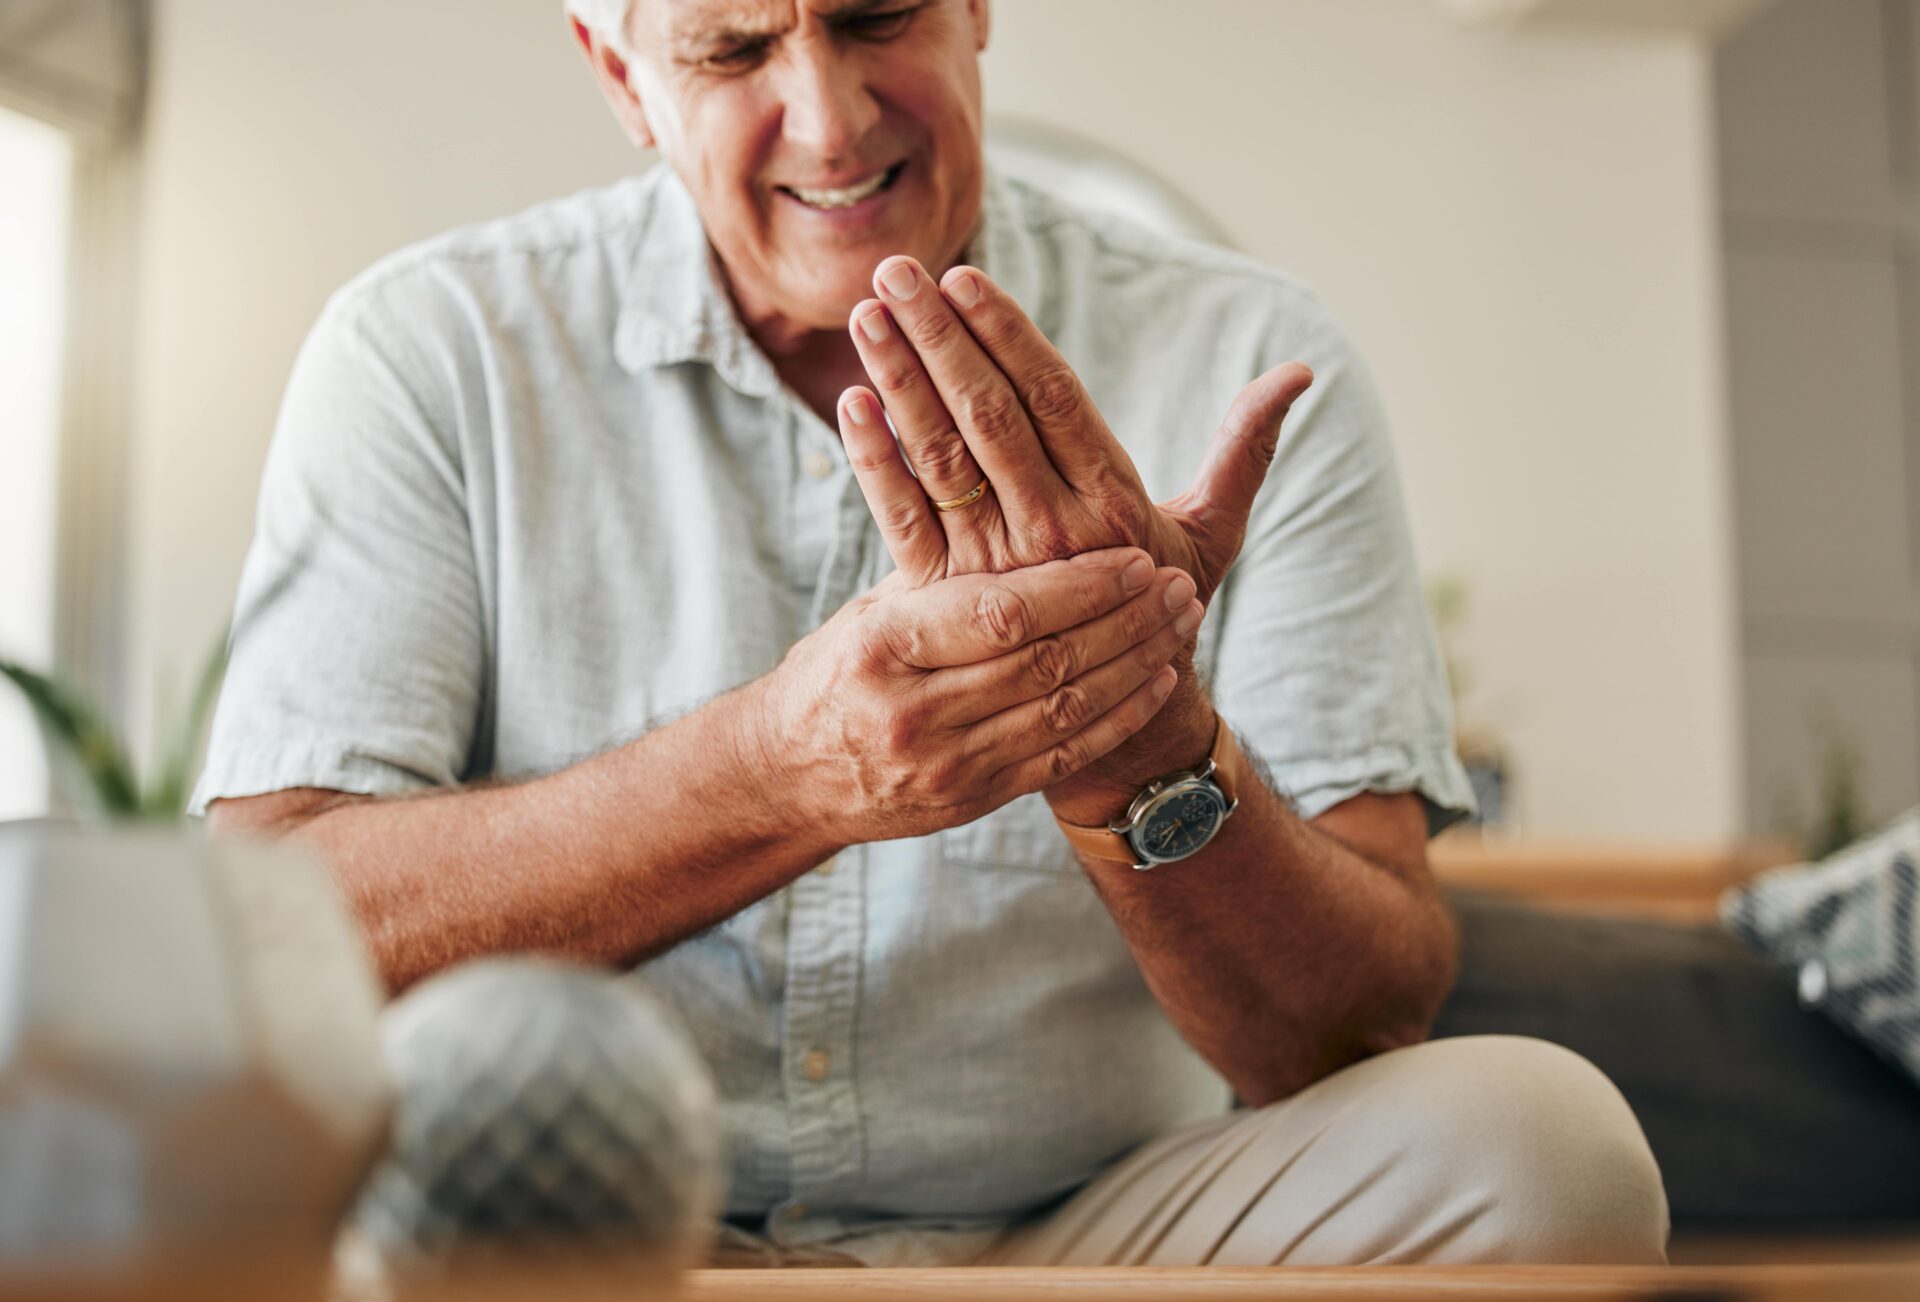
[196,0,1668,1269]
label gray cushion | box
[1432,890,1920,1227]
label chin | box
[784,264,894,332]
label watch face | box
[1134,784,1227,864]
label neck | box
[744,296,869,429]
[718,258,869,429]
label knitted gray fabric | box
[346,960,720,1268]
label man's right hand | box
[754,547,1204,847]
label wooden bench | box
[684,1263,1920,1300]
[1428,834,1798,922]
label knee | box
[1369,1036,1669,1265]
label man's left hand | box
[835,255,1314,816]
[837,254,1313,604]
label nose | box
[778,42,880,161]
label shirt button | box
[802,450,834,479]
[801,1049,831,1082]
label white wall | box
[979,2,1740,838]
[127,0,1742,840]
[0,108,73,819]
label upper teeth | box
[788,169,891,209]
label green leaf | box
[0,658,142,816]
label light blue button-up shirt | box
[194,164,1471,1265]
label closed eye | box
[701,38,773,72]
[840,5,921,41]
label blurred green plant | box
[0,637,226,820]
[1765,704,1870,861]
[1806,713,1865,861]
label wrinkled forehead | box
[641,0,891,48]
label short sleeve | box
[189,286,485,815]
[1207,300,1475,836]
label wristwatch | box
[1054,714,1248,870]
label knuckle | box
[920,752,964,798]
[853,621,896,673]
[1025,366,1085,427]
[1041,680,1094,735]
[975,583,1031,651]
[913,430,975,485]
[881,703,925,756]
[848,442,894,476]
[1119,596,1160,646]
[972,306,1027,353]
[1024,634,1076,693]
[877,355,926,397]
[959,385,1023,446]
[914,305,964,349]
[866,611,925,671]
[878,494,930,542]
[1045,736,1090,785]
[1026,516,1080,565]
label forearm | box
[212,676,839,994]
[1047,683,1457,1105]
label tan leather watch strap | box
[1055,714,1248,864]
[1056,813,1137,864]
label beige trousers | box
[987,1035,1670,1267]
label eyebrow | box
[672,0,910,53]
[666,3,783,53]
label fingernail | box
[880,261,920,300]
[1152,667,1176,700]
[946,272,980,309]
[857,309,889,343]
[844,392,872,425]
[1175,601,1203,636]
[1122,556,1153,592]
[1165,573,1196,611]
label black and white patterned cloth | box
[1722,810,1920,1088]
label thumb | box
[1189,362,1314,531]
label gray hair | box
[564,0,635,52]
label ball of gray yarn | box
[345,959,721,1271]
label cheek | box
[674,96,784,214]
[887,71,980,167]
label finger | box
[839,386,948,586]
[849,297,992,510]
[877,546,1155,669]
[960,590,1202,759]
[873,257,1066,514]
[928,568,1199,724]
[939,265,1139,492]
[1189,362,1316,531]
[991,665,1179,799]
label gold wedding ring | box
[931,478,989,512]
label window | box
[0,105,74,819]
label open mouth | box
[777,161,906,211]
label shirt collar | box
[614,168,781,395]
[613,163,1048,395]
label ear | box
[571,17,656,150]
[966,0,990,52]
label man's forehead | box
[649,0,893,45]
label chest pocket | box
[940,791,1081,874]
